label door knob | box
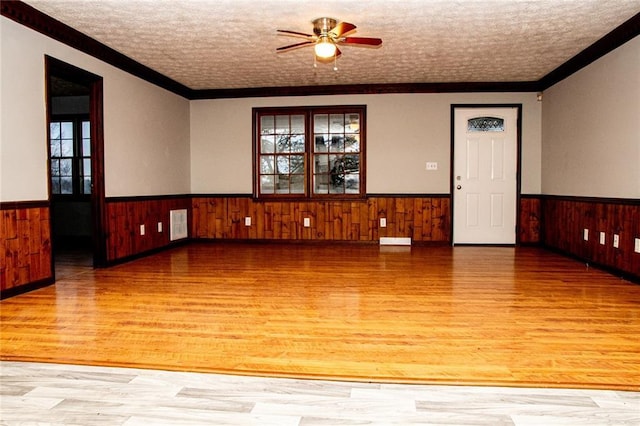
[456,185,462,190]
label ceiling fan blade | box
[276,41,314,51]
[341,36,382,46]
[277,29,314,38]
[330,21,356,38]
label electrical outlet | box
[583,229,589,241]
[426,162,438,171]
[635,238,640,253]
[380,218,387,228]
[244,217,251,226]
[613,234,619,248]
[599,232,605,245]
[157,222,163,233]
[140,224,145,236]
[303,217,310,227]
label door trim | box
[450,104,523,245]
[45,56,107,268]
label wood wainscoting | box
[0,202,53,298]
[519,195,541,244]
[105,195,191,262]
[191,195,451,243]
[541,196,640,280]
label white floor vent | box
[169,209,188,241]
[379,237,412,246]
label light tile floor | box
[1,361,638,425]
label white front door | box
[453,107,518,244]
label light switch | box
[245,217,251,226]
[583,229,589,241]
[613,234,619,248]
[140,224,145,236]
[380,218,387,228]
[304,218,310,227]
[599,232,605,245]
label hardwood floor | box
[2,361,639,425]
[1,244,639,391]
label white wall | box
[191,92,541,195]
[0,17,190,201]
[542,36,640,198]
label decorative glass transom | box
[468,117,504,132]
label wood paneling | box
[0,204,52,295]
[191,196,451,243]
[542,197,640,280]
[519,196,541,244]
[105,196,190,262]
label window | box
[49,117,91,196]
[254,106,365,199]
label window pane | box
[83,159,91,177]
[314,135,328,152]
[290,155,304,174]
[329,182,345,194]
[50,122,60,139]
[260,175,275,194]
[345,135,360,152]
[276,135,290,153]
[314,114,328,133]
[291,115,305,133]
[51,159,60,176]
[344,155,360,174]
[329,136,344,152]
[82,121,90,137]
[275,175,289,193]
[329,114,344,133]
[346,114,360,133]
[50,141,61,157]
[60,177,73,194]
[60,159,73,175]
[290,134,305,152]
[261,115,274,134]
[52,178,61,194]
[330,155,345,188]
[345,174,359,193]
[260,155,274,174]
[261,136,275,153]
[314,154,329,174]
[275,115,289,134]
[83,138,91,156]
[60,122,73,139]
[83,178,92,194]
[276,155,289,173]
[313,174,329,194]
[290,175,304,194]
[61,139,73,156]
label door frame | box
[450,104,523,245]
[45,56,107,268]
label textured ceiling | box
[23,0,640,90]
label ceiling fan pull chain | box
[333,54,338,72]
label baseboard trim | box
[1,277,55,300]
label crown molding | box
[538,11,640,90]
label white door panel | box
[453,108,518,244]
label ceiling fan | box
[276,17,382,63]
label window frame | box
[253,105,366,200]
[49,114,92,200]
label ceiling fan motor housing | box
[312,17,337,35]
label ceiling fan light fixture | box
[314,36,336,58]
